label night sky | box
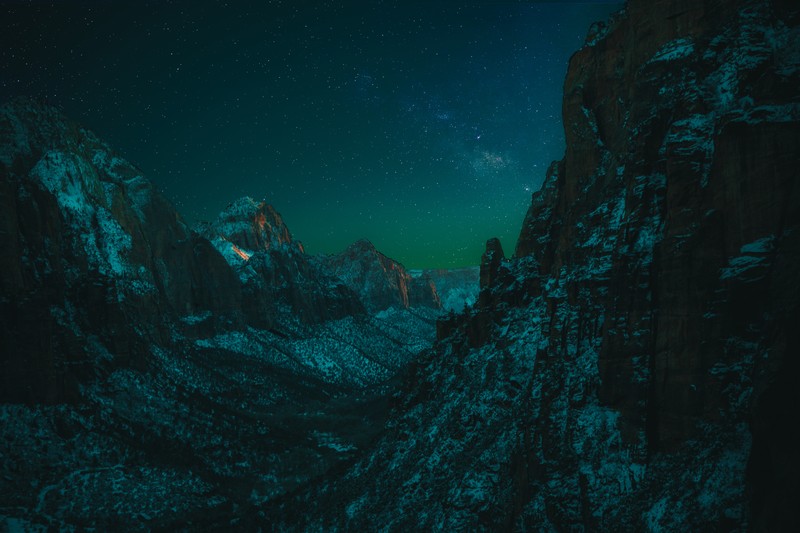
[2,1,621,268]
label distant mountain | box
[316,238,442,313]
[269,1,800,530]
[410,266,480,312]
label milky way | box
[2,1,622,268]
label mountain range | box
[1,0,799,530]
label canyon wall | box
[272,1,799,529]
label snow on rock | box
[720,235,775,281]
[648,37,695,63]
[204,196,297,256]
[410,267,480,312]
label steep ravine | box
[266,1,799,530]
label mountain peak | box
[204,196,300,262]
[320,238,441,312]
[348,238,377,252]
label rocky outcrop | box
[0,98,243,404]
[478,237,505,290]
[269,1,800,530]
[513,1,800,527]
[318,239,441,313]
[202,196,295,254]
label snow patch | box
[31,150,134,277]
[720,236,774,281]
[649,38,694,63]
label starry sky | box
[2,1,621,268]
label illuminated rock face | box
[268,1,800,530]
[204,196,297,257]
[201,196,366,326]
[199,198,443,324]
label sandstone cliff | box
[270,1,799,530]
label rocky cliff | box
[269,1,799,530]
[200,196,366,326]
[0,98,243,404]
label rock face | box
[201,197,365,326]
[0,98,243,404]
[318,238,441,313]
[270,1,799,530]
[513,1,800,528]
[203,196,295,254]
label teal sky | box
[2,1,622,268]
